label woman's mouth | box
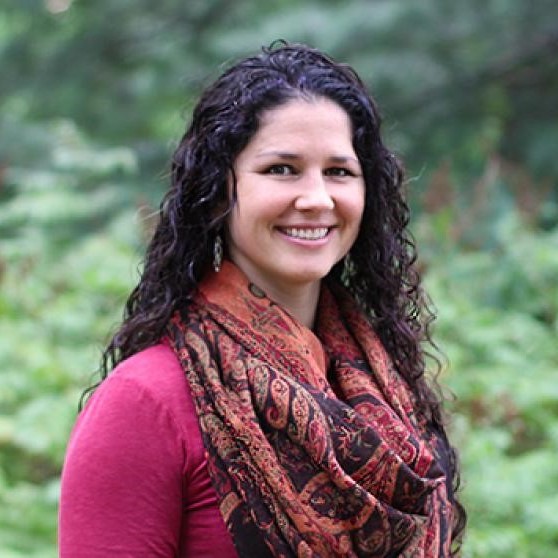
[281,227,330,240]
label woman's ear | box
[208,171,234,226]
[227,167,239,204]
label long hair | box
[96,42,465,550]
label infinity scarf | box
[167,262,453,557]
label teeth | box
[283,227,329,240]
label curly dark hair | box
[96,41,465,550]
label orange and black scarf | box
[167,261,453,557]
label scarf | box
[167,261,453,557]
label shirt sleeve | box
[58,374,186,557]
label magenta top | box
[58,344,239,557]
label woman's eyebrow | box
[256,151,359,165]
[256,151,299,160]
[328,155,360,165]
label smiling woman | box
[59,42,466,557]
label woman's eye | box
[265,164,294,176]
[325,167,354,177]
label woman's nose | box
[293,172,335,211]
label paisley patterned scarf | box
[167,262,454,557]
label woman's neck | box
[256,280,321,329]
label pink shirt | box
[59,344,239,557]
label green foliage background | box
[1,1,557,556]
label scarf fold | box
[167,261,453,557]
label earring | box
[342,253,354,282]
[213,233,223,272]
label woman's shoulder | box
[72,343,206,470]
[85,343,197,440]
[110,342,186,395]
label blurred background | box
[1,0,557,556]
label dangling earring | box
[342,253,353,282]
[213,233,223,272]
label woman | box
[59,43,466,557]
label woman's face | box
[226,97,365,297]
